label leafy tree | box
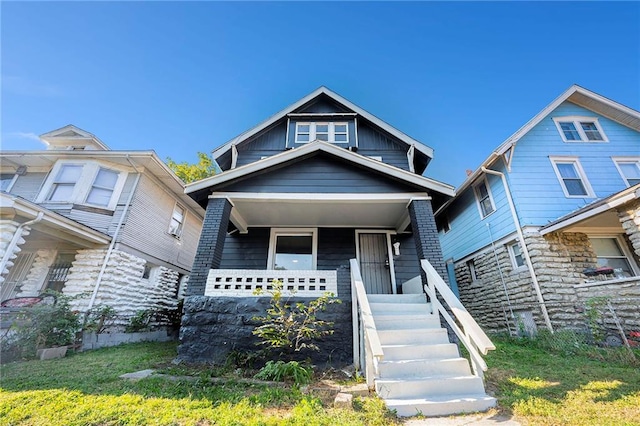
[166,152,216,183]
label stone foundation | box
[15,249,56,297]
[177,296,353,367]
[618,199,640,259]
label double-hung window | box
[48,165,83,202]
[169,204,186,237]
[86,168,119,207]
[268,229,317,270]
[473,178,495,218]
[589,236,638,278]
[553,117,607,142]
[550,157,595,198]
[294,122,349,144]
[613,158,640,187]
[508,242,526,269]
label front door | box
[357,232,394,294]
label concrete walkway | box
[404,411,520,425]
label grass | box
[485,336,640,425]
[0,342,398,426]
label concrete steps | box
[368,293,496,417]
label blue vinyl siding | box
[217,154,425,194]
[294,96,351,114]
[235,122,288,168]
[507,101,640,226]
[393,233,421,289]
[220,228,270,270]
[439,168,516,262]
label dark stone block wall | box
[177,295,353,367]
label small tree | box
[166,152,216,183]
[252,281,341,355]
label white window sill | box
[574,276,640,289]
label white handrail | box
[350,259,384,388]
[420,259,495,378]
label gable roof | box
[187,140,453,202]
[438,84,640,213]
[40,124,110,150]
[211,86,434,161]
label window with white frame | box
[40,161,127,210]
[553,117,607,142]
[268,229,317,270]
[0,174,15,192]
[589,236,638,278]
[549,157,595,198]
[613,158,640,187]
[473,178,495,218]
[294,122,349,144]
[508,241,526,269]
[168,204,186,237]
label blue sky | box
[2,2,638,187]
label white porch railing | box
[205,269,338,297]
[350,258,384,389]
[421,259,495,379]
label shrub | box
[83,305,117,334]
[125,310,152,333]
[255,360,313,385]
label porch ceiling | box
[214,193,429,233]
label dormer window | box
[553,117,607,142]
[294,122,349,144]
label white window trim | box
[473,177,496,219]
[553,116,608,143]
[294,122,349,144]
[168,202,187,238]
[611,156,640,188]
[0,173,18,193]
[507,241,526,270]
[589,234,640,276]
[549,156,596,198]
[37,160,128,210]
[267,228,318,270]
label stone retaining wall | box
[82,329,176,351]
[177,295,353,367]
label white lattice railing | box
[205,269,338,297]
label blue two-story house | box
[436,85,640,336]
[177,87,498,417]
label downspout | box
[0,212,44,278]
[481,167,553,332]
[86,156,141,311]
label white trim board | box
[189,140,454,197]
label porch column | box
[186,198,232,296]
[408,199,448,284]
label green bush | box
[255,360,313,385]
[83,305,116,334]
[125,310,152,333]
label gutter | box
[0,212,44,278]
[481,167,553,332]
[86,155,142,312]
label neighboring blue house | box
[436,85,640,335]
[177,87,498,417]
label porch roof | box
[0,193,111,247]
[539,184,640,235]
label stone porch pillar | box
[186,198,232,296]
[408,199,448,284]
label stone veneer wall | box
[177,296,353,366]
[15,249,56,297]
[0,220,30,283]
[574,279,640,332]
[618,199,640,259]
[62,248,181,327]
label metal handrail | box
[420,259,495,379]
[350,258,384,388]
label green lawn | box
[0,342,397,426]
[1,338,639,425]
[485,337,640,425]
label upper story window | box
[473,178,495,218]
[294,122,349,144]
[549,157,595,198]
[38,161,127,210]
[168,203,186,237]
[508,241,526,269]
[612,158,640,187]
[553,117,608,142]
[0,174,16,192]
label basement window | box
[508,242,526,269]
